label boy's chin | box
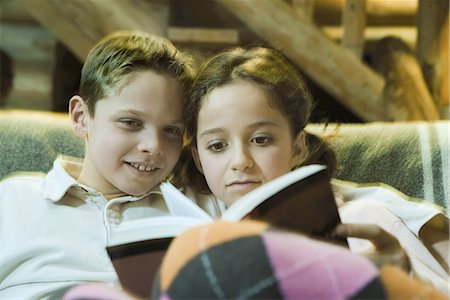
[117,181,161,198]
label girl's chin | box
[223,193,247,207]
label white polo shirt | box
[0,158,172,299]
[333,179,449,295]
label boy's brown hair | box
[79,30,194,115]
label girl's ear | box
[291,131,308,168]
[190,146,204,174]
[69,95,89,138]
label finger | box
[335,223,400,250]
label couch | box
[0,109,448,213]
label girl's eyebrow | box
[247,121,280,129]
[199,128,224,138]
[199,121,280,138]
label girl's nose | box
[230,147,254,171]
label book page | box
[160,182,213,222]
[222,164,347,246]
[108,215,207,247]
[222,164,327,221]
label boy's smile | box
[73,71,184,198]
[127,161,159,172]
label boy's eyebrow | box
[116,108,143,116]
[117,108,184,125]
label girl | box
[179,47,449,294]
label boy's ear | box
[190,146,204,174]
[69,95,89,138]
[291,131,308,167]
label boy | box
[0,30,194,299]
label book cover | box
[106,216,206,298]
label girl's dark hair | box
[175,47,336,193]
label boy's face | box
[193,81,302,206]
[73,71,184,198]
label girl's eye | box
[252,136,272,145]
[207,141,227,152]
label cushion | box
[152,220,385,299]
[152,220,446,299]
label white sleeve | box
[337,186,449,295]
[337,184,446,235]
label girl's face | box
[193,81,304,206]
[73,71,185,198]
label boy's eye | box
[165,126,183,136]
[119,119,142,128]
[207,141,227,152]
[252,135,272,145]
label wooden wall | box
[0,0,448,121]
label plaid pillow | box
[152,220,385,299]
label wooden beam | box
[315,0,417,16]
[216,0,387,121]
[341,0,366,58]
[0,0,35,22]
[19,0,170,61]
[370,37,439,121]
[322,26,416,48]
[292,0,315,23]
[416,0,449,109]
[168,27,239,45]
[437,16,449,114]
[314,0,417,26]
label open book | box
[161,164,346,245]
[106,164,346,297]
[106,216,206,298]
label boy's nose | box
[138,131,163,156]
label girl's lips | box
[226,180,261,189]
[227,179,260,186]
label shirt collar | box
[44,158,84,202]
[44,157,163,203]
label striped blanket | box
[308,121,449,213]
